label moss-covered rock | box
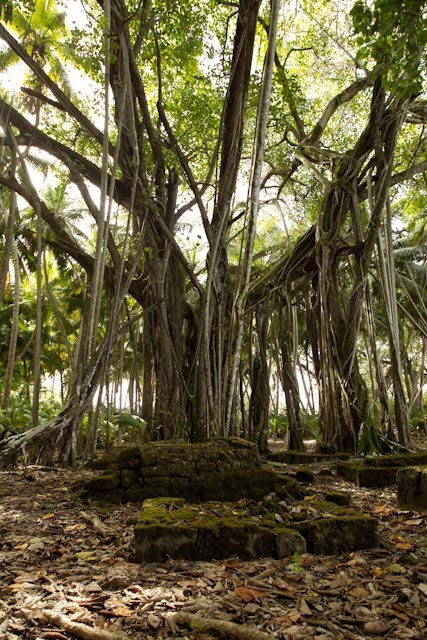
[78,438,304,504]
[336,461,400,487]
[272,473,306,500]
[397,466,427,512]
[267,451,350,464]
[116,446,142,465]
[324,491,351,506]
[364,451,427,468]
[292,500,378,554]
[134,497,307,562]
[295,467,315,483]
[297,515,378,554]
[87,455,119,470]
[121,469,140,488]
[143,477,171,498]
[86,471,121,491]
[134,496,378,562]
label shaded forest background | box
[0,0,426,465]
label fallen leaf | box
[177,580,200,588]
[75,551,97,561]
[85,581,103,593]
[348,586,369,597]
[223,558,241,568]
[346,553,367,566]
[104,597,133,617]
[234,585,267,602]
[417,583,427,596]
[298,598,311,615]
[406,518,424,526]
[147,613,161,628]
[9,581,35,592]
[364,620,391,635]
[273,578,297,597]
[396,542,414,550]
[65,523,86,532]
[42,513,56,520]
[108,606,133,617]
[288,611,302,623]
[389,608,410,623]
[374,501,388,513]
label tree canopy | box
[0,0,426,464]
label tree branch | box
[0,23,112,151]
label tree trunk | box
[194,0,262,439]
[249,304,270,454]
[278,303,304,451]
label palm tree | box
[0,0,75,107]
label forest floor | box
[0,439,426,640]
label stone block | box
[134,497,376,562]
[297,515,378,554]
[336,462,398,487]
[267,451,350,464]
[397,466,427,512]
[121,469,140,488]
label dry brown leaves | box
[0,461,426,640]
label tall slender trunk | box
[32,205,43,429]
[2,233,20,411]
[364,281,393,437]
[278,301,304,450]
[377,207,411,447]
[225,0,280,437]
[248,305,270,453]
[2,146,19,412]
[194,0,262,440]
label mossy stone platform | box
[78,438,305,504]
[336,451,427,488]
[134,497,378,562]
[397,466,427,512]
[267,451,350,464]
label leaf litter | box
[0,458,426,640]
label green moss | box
[142,476,171,497]
[95,503,114,513]
[87,455,119,470]
[170,507,199,521]
[298,499,359,517]
[143,497,185,509]
[365,451,427,468]
[397,466,427,512]
[133,495,378,562]
[71,483,87,498]
[140,451,159,466]
[274,475,306,500]
[121,469,140,488]
[86,471,121,491]
[267,451,350,464]
[324,491,351,506]
[295,467,314,483]
[117,446,142,465]
[296,515,378,554]
[336,462,399,487]
[127,488,150,503]
[168,462,195,477]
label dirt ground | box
[0,446,426,640]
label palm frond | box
[0,49,18,71]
